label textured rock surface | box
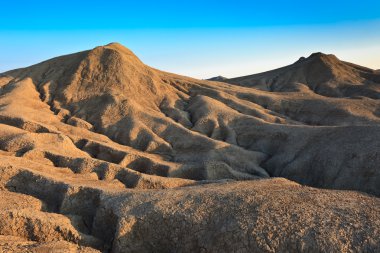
[101,179,380,253]
[0,43,379,252]
[0,235,100,253]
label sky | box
[0,0,380,78]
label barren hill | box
[227,52,380,98]
[0,43,379,252]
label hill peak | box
[309,52,327,57]
[207,75,228,81]
[308,52,340,63]
[105,42,124,47]
[295,52,339,63]
[89,42,141,62]
[226,51,377,96]
[103,42,133,53]
[295,52,339,64]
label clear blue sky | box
[1,0,379,78]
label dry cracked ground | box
[0,43,379,252]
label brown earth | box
[0,43,379,252]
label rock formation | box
[0,43,379,252]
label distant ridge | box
[207,75,228,81]
[226,52,380,97]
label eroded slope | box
[0,43,379,252]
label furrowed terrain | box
[0,43,379,252]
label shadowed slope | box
[1,43,380,192]
[227,52,380,98]
[0,43,269,181]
